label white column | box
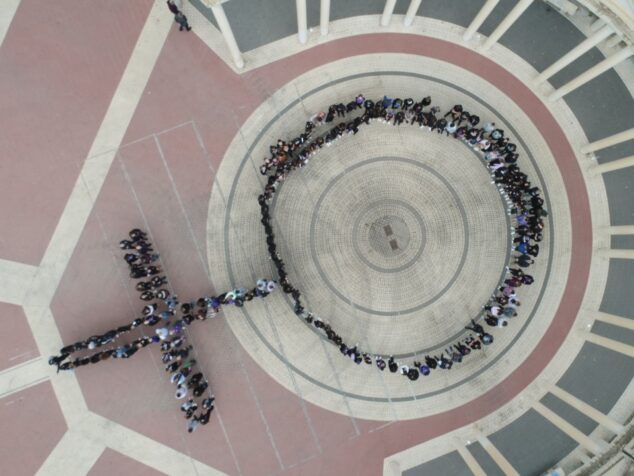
[296,0,308,44]
[534,24,613,85]
[607,225,634,235]
[606,34,623,48]
[533,402,608,455]
[463,0,499,41]
[590,18,606,32]
[593,155,634,174]
[381,0,397,26]
[454,443,487,476]
[320,0,330,36]
[210,4,244,69]
[582,331,634,358]
[482,0,533,50]
[581,127,634,153]
[476,433,520,476]
[549,384,625,434]
[549,47,634,101]
[403,0,422,26]
[594,311,634,331]
[601,249,634,259]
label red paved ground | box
[0,0,153,265]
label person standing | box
[175,11,192,31]
[167,0,180,15]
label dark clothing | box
[175,12,191,31]
[167,0,179,14]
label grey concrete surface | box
[600,258,634,319]
[489,409,578,476]
[402,450,472,476]
[592,320,634,346]
[557,342,634,414]
[603,168,634,225]
[611,234,634,249]
[467,441,506,476]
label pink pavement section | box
[0,382,67,476]
[0,0,153,265]
[88,448,167,476]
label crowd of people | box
[258,93,547,381]
[48,228,277,432]
[48,93,547,430]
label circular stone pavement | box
[207,54,572,420]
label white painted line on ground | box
[85,412,228,476]
[21,306,89,426]
[36,426,105,476]
[0,357,48,398]
[0,258,38,305]
[0,0,20,48]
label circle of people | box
[258,93,547,382]
[48,228,278,432]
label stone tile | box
[0,382,67,476]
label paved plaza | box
[0,1,633,475]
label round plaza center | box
[272,123,509,354]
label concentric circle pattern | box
[207,55,570,420]
[7,0,629,473]
[276,130,506,330]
